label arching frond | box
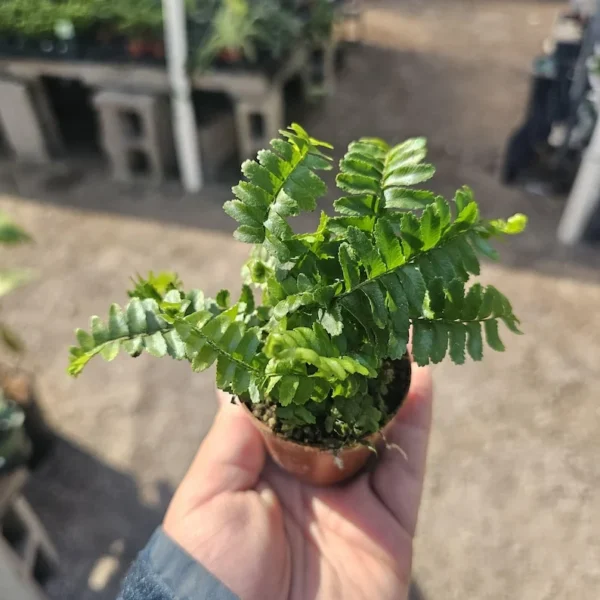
[224,123,332,262]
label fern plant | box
[68,124,526,447]
[195,0,259,69]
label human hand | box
[164,363,433,600]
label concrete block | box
[197,110,237,180]
[28,79,64,157]
[0,491,57,600]
[304,41,337,99]
[4,496,58,577]
[558,118,600,244]
[234,87,284,160]
[338,0,365,43]
[0,77,63,163]
[0,538,49,600]
[93,89,175,184]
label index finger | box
[370,363,433,536]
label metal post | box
[162,0,203,192]
[557,119,600,244]
[557,1,600,244]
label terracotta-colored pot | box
[127,39,145,59]
[242,360,412,486]
[219,48,243,63]
[151,40,165,59]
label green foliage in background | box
[0,0,317,69]
[589,53,600,76]
[254,1,303,61]
[194,0,259,69]
[306,0,335,44]
[0,0,89,37]
[0,212,33,353]
[0,0,165,37]
[193,0,303,69]
[0,388,31,473]
[69,124,526,441]
[94,0,165,34]
[0,213,33,470]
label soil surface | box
[244,357,412,449]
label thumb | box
[170,401,267,512]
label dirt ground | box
[1,1,599,599]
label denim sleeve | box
[117,527,239,600]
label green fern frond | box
[265,324,375,379]
[69,277,264,395]
[410,282,521,366]
[263,323,376,406]
[327,182,523,364]
[334,137,436,224]
[225,123,332,262]
[128,271,183,301]
[175,312,262,394]
[271,282,340,320]
[68,298,182,377]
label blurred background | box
[0,0,599,599]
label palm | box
[164,364,431,600]
[263,469,414,600]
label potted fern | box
[193,0,302,73]
[68,124,526,485]
[195,0,259,70]
[303,0,335,45]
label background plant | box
[0,0,165,38]
[0,0,315,68]
[0,213,34,471]
[0,212,33,353]
[194,0,259,69]
[0,0,93,38]
[102,0,164,36]
[588,53,600,76]
[193,0,302,69]
[0,389,31,473]
[254,1,303,61]
[304,0,335,45]
[69,124,526,444]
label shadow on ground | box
[409,580,427,600]
[24,438,171,600]
[2,40,600,286]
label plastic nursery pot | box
[219,48,243,64]
[151,40,165,60]
[241,358,412,486]
[127,39,146,60]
